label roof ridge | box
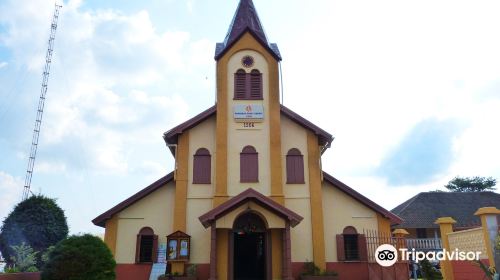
[393,192,423,214]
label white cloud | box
[0,62,7,69]
[0,171,22,221]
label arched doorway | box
[232,211,267,280]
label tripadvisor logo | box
[375,244,398,267]
[375,244,482,267]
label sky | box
[0,0,499,234]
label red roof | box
[92,171,401,227]
[198,188,303,228]
[163,105,334,152]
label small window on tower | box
[233,69,263,100]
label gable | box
[92,172,174,227]
[322,172,402,224]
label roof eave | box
[214,29,282,61]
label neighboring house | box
[92,1,402,280]
[392,191,500,249]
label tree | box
[42,234,116,280]
[0,195,68,268]
[9,243,38,272]
[444,176,496,192]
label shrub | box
[9,243,38,272]
[419,259,443,280]
[42,234,116,280]
[0,195,68,268]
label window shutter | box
[240,146,258,182]
[286,149,304,184]
[135,234,141,263]
[193,148,211,184]
[153,235,159,263]
[358,234,368,261]
[234,70,247,99]
[336,234,345,261]
[250,70,262,99]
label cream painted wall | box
[226,50,271,196]
[285,198,313,262]
[187,115,216,198]
[215,201,285,229]
[115,181,175,264]
[186,198,212,263]
[186,115,216,264]
[322,181,379,262]
[281,116,310,198]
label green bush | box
[419,259,443,280]
[42,234,116,280]
[0,195,68,268]
[9,243,38,272]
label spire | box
[215,0,281,61]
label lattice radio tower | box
[22,3,62,200]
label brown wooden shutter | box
[153,235,159,263]
[358,234,368,261]
[286,149,304,184]
[336,234,345,261]
[250,70,262,99]
[240,146,258,182]
[234,69,247,99]
[135,234,141,263]
[193,148,211,184]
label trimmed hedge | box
[42,234,116,280]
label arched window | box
[249,69,263,99]
[135,227,158,263]
[336,226,367,262]
[233,69,263,100]
[193,148,211,184]
[240,146,258,182]
[286,148,305,184]
[234,69,247,99]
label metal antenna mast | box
[22,3,62,200]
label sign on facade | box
[233,104,264,121]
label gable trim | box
[322,172,403,224]
[92,172,174,227]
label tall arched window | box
[336,226,367,262]
[249,69,263,99]
[286,148,305,184]
[135,227,158,263]
[240,146,258,182]
[234,69,247,99]
[233,69,263,100]
[193,148,211,184]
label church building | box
[93,1,402,279]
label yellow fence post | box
[474,207,500,269]
[435,217,456,280]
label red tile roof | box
[198,188,303,228]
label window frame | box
[336,226,368,262]
[193,148,211,184]
[135,227,158,264]
[233,69,263,100]
[286,148,305,184]
[240,145,259,183]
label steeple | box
[215,0,281,61]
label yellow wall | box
[186,115,216,263]
[226,50,271,197]
[214,201,286,229]
[114,181,175,263]
[322,181,379,262]
[104,215,118,256]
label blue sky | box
[1,0,500,234]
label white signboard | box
[233,104,264,121]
